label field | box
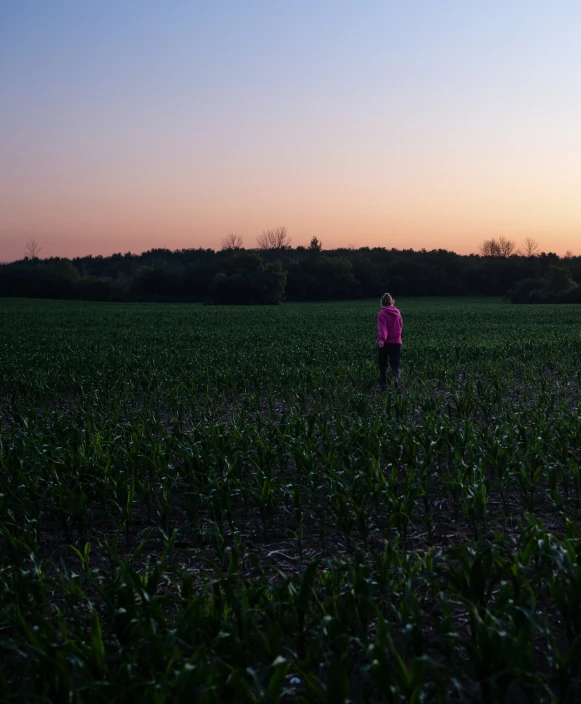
[1,297,581,702]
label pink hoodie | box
[377,306,403,345]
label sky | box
[1,0,580,261]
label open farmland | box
[1,298,581,702]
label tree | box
[225,250,263,273]
[221,233,243,250]
[480,236,516,258]
[78,277,118,301]
[130,266,181,298]
[480,239,500,257]
[25,238,42,260]
[51,259,80,283]
[256,226,291,250]
[496,236,517,258]
[521,237,539,257]
[308,236,322,252]
[209,265,286,304]
[542,264,576,293]
[285,255,358,300]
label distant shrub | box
[129,266,181,299]
[507,265,579,303]
[181,262,218,300]
[78,277,119,301]
[209,266,286,305]
[553,285,581,303]
[505,278,545,303]
[542,264,576,296]
[285,255,358,300]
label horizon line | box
[3,244,576,265]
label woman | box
[376,293,403,389]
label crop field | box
[1,297,581,702]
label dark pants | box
[378,343,401,387]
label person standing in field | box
[377,293,403,390]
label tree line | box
[1,233,580,304]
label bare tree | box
[480,238,501,257]
[25,238,42,260]
[256,226,291,250]
[497,236,517,257]
[520,237,539,257]
[221,233,243,250]
[564,250,574,259]
[479,236,516,258]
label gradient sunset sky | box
[1,1,580,261]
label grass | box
[1,297,581,702]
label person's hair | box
[381,292,394,307]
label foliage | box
[308,236,322,252]
[1,298,581,700]
[506,265,578,303]
[209,262,287,305]
[504,277,546,303]
[1,247,580,304]
[130,265,181,299]
[285,255,358,300]
[543,264,577,294]
[554,285,581,303]
[78,276,120,301]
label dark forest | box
[2,243,580,304]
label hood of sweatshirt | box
[380,306,400,319]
